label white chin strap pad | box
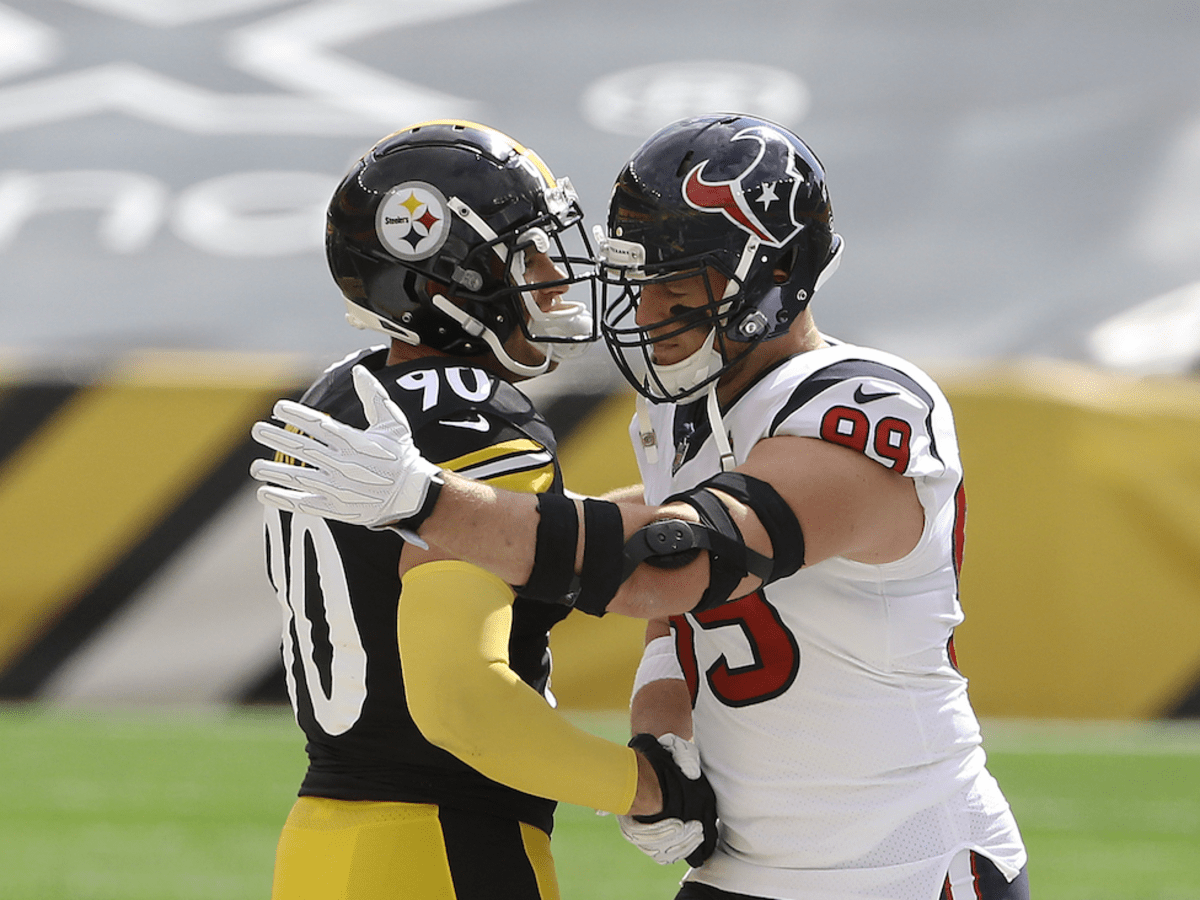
[521,294,595,364]
[649,329,721,403]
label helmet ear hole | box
[774,246,799,284]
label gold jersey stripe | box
[439,438,555,496]
[486,467,555,495]
[438,438,545,473]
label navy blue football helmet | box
[597,113,843,402]
[327,120,597,378]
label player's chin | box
[650,346,686,367]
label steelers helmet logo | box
[376,181,450,260]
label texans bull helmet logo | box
[681,126,804,248]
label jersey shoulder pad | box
[302,346,389,418]
[767,350,947,477]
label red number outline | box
[671,590,800,708]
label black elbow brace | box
[623,491,767,612]
[520,473,804,617]
[701,471,805,583]
[520,493,579,604]
[627,473,805,612]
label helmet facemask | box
[598,232,759,403]
[504,201,599,366]
[436,183,598,378]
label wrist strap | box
[379,474,444,541]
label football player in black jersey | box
[256,121,717,900]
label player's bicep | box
[738,434,922,566]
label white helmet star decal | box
[756,182,780,211]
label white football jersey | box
[632,341,1026,900]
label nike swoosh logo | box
[439,414,491,432]
[853,385,899,404]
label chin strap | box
[705,383,735,472]
[647,328,721,402]
[430,294,551,378]
[636,394,659,465]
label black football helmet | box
[597,113,843,402]
[327,120,597,378]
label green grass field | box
[1,704,1198,899]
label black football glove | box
[628,732,719,867]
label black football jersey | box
[263,347,572,833]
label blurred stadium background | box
[1,1,1199,728]
[2,2,1200,897]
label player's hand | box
[624,733,718,867]
[249,365,443,530]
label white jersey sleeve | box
[759,347,966,580]
[768,355,948,478]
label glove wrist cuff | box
[383,471,444,537]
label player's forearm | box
[417,473,690,615]
[414,473,734,620]
[632,679,694,741]
[419,472,543,586]
[630,624,693,739]
[605,557,712,619]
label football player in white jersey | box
[251,114,1029,900]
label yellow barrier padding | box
[948,362,1200,718]
[547,610,647,711]
[2,357,1197,719]
[0,356,305,670]
[556,391,642,498]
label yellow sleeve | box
[398,560,638,814]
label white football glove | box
[617,733,712,866]
[249,365,443,532]
[617,815,705,866]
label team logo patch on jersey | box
[376,181,450,261]
[681,126,803,247]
